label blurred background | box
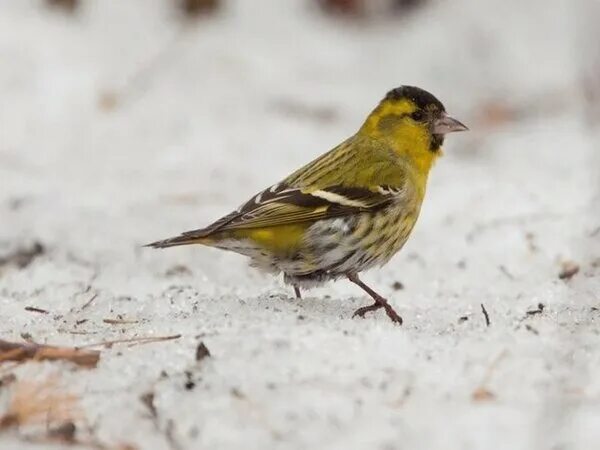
[1,0,598,293]
[1,0,598,247]
[1,1,599,449]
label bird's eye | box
[410,111,424,122]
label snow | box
[1,0,599,449]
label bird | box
[147,86,468,324]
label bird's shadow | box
[249,291,376,323]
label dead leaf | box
[0,378,80,430]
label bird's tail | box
[144,233,212,249]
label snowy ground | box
[1,0,599,449]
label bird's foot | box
[352,301,402,324]
[352,301,381,318]
[293,285,302,299]
[347,273,403,325]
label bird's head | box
[360,85,468,159]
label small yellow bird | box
[148,86,467,324]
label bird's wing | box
[181,182,405,238]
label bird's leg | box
[293,285,302,299]
[347,273,403,325]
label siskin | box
[148,86,467,324]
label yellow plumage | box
[148,86,467,324]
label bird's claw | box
[352,302,403,325]
[383,306,403,325]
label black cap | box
[384,86,445,112]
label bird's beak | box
[432,113,469,135]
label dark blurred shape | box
[140,391,157,418]
[525,303,545,316]
[179,0,220,17]
[97,90,119,112]
[391,0,428,13]
[0,241,45,270]
[391,280,404,290]
[195,341,211,361]
[184,370,195,390]
[317,0,428,18]
[317,0,363,16]
[558,261,580,281]
[0,374,16,390]
[45,0,79,13]
[47,422,77,443]
[165,264,193,277]
[8,197,27,211]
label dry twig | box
[480,304,491,327]
[0,339,99,368]
[80,293,99,311]
[24,307,49,315]
[525,303,545,316]
[78,334,181,349]
[103,318,140,325]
